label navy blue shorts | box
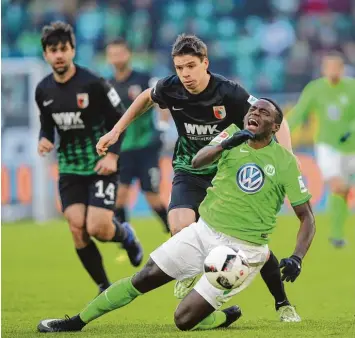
[59,173,118,212]
[119,145,161,193]
[168,171,214,217]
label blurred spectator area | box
[2,0,355,93]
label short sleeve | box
[283,156,312,206]
[209,124,240,146]
[150,77,169,109]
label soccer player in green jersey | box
[288,52,355,248]
[97,34,300,321]
[37,98,315,333]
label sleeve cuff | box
[290,194,312,207]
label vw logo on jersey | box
[236,163,265,194]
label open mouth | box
[247,118,259,127]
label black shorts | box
[59,173,119,212]
[119,145,161,193]
[168,171,214,216]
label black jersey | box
[151,72,255,175]
[111,70,159,152]
[35,65,125,175]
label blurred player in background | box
[97,34,301,322]
[37,98,316,333]
[288,52,355,248]
[106,38,170,233]
[36,22,143,295]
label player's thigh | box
[63,203,88,248]
[58,174,88,213]
[168,172,210,233]
[150,222,207,281]
[86,206,114,237]
[63,203,87,231]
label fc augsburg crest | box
[213,106,226,120]
[77,93,89,109]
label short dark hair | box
[260,97,283,124]
[41,21,75,51]
[323,50,344,62]
[171,34,207,61]
[106,37,131,51]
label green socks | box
[192,311,227,331]
[80,277,142,323]
[329,193,348,240]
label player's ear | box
[273,123,281,134]
[43,51,48,63]
[203,57,209,70]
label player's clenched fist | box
[38,137,54,156]
[96,129,120,156]
[279,255,302,282]
[221,130,255,150]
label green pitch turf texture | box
[2,215,354,338]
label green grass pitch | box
[2,214,355,337]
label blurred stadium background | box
[2,0,355,222]
[1,1,355,337]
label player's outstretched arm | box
[96,89,154,155]
[280,201,315,282]
[113,88,154,134]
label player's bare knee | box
[174,309,194,331]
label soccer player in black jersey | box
[97,34,300,321]
[106,39,170,233]
[36,22,143,295]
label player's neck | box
[327,77,342,86]
[115,67,132,82]
[247,137,273,150]
[53,63,76,84]
[187,73,211,95]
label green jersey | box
[288,77,355,153]
[199,124,312,245]
[111,70,161,152]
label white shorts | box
[150,218,269,309]
[315,143,355,184]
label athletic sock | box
[80,277,142,323]
[153,206,170,233]
[110,217,128,243]
[192,311,227,330]
[260,251,290,310]
[115,207,128,223]
[76,241,110,289]
[329,193,348,240]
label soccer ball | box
[204,245,250,290]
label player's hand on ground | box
[38,137,54,156]
[279,255,302,282]
[221,130,255,150]
[340,132,351,143]
[96,129,120,156]
[94,153,118,175]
